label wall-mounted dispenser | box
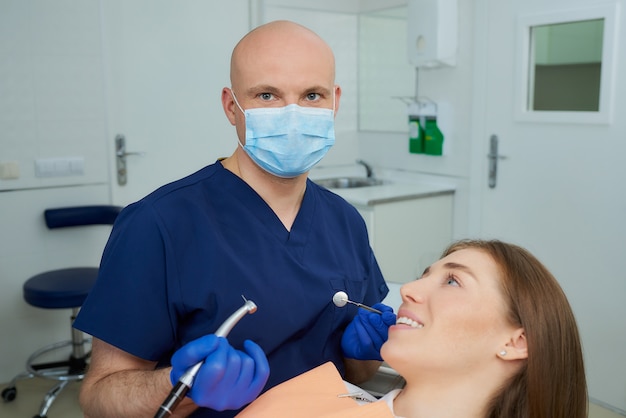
[407,0,458,68]
[408,102,425,154]
[406,99,444,156]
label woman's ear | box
[497,328,528,360]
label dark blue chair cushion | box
[23,267,99,309]
[44,205,122,229]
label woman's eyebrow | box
[443,262,478,281]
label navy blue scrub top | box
[74,161,388,418]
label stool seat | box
[23,267,99,309]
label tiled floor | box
[0,377,624,418]
[0,378,82,418]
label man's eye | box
[260,93,273,101]
[306,93,320,101]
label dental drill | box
[332,291,382,314]
[154,296,258,418]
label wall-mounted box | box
[407,0,457,68]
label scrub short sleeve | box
[74,202,178,361]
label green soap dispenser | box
[424,117,444,156]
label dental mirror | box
[332,291,382,314]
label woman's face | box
[381,248,517,378]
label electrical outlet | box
[0,161,20,179]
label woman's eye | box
[446,274,460,287]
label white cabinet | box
[355,193,453,284]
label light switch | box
[35,157,85,177]
[35,159,54,177]
[69,157,84,175]
[0,161,20,179]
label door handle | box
[487,134,507,189]
[115,134,145,186]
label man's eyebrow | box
[247,85,281,96]
[303,85,332,96]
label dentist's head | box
[221,20,341,179]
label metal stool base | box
[2,308,91,417]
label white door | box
[99,1,251,206]
[471,0,626,412]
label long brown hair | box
[442,240,587,418]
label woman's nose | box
[400,280,425,304]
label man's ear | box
[497,328,528,360]
[221,88,237,125]
[333,85,342,115]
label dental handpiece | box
[154,297,258,418]
[332,291,382,314]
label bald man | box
[75,21,389,418]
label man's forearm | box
[80,367,198,418]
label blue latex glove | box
[341,303,396,361]
[170,335,269,411]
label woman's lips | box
[393,308,424,329]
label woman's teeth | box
[396,316,424,329]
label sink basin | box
[314,177,386,189]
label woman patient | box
[237,239,587,418]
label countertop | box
[318,180,455,206]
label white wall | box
[0,0,113,382]
[0,0,110,193]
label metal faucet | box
[356,159,374,178]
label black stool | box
[1,205,122,418]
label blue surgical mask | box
[232,91,335,178]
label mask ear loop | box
[231,89,245,114]
[230,90,247,149]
